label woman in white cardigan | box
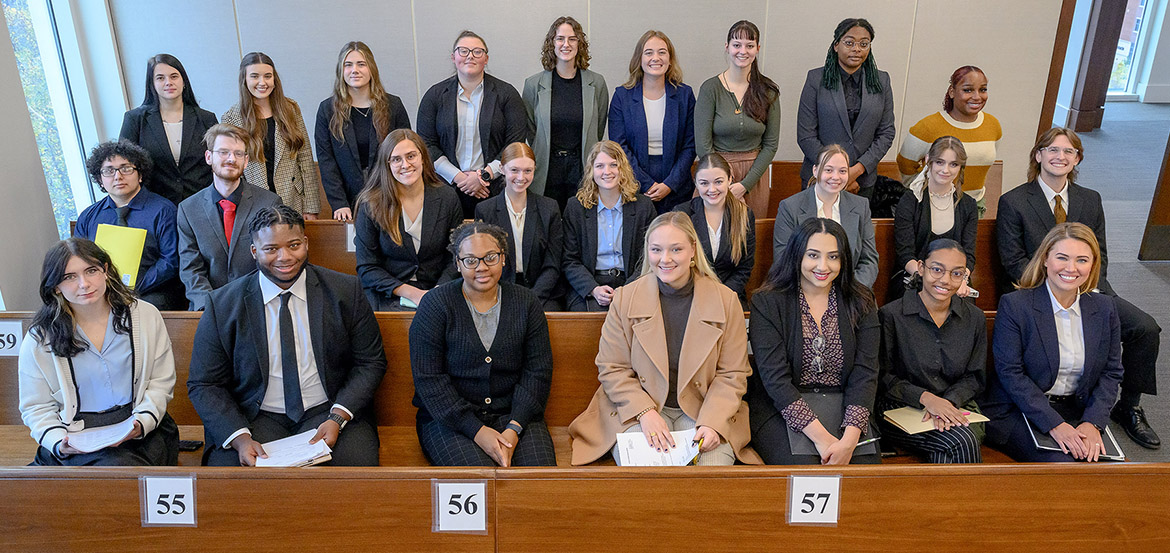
[18,238,178,466]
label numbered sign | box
[346,223,357,253]
[0,321,22,357]
[787,475,841,525]
[432,480,487,533]
[140,476,197,527]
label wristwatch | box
[327,413,348,431]
[505,421,523,436]
[479,167,492,182]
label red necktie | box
[219,199,236,246]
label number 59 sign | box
[787,475,841,525]
[139,476,197,527]
[432,480,488,534]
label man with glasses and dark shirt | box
[176,123,281,310]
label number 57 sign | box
[787,475,841,525]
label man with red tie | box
[177,124,282,310]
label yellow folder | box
[883,406,990,435]
[94,223,147,289]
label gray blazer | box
[772,186,879,287]
[522,69,609,195]
[795,66,895,190]
[176,182,282,310]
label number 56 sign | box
[432,480,488,534]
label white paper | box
[255,429,332,467]
[614,427,701,466]
[67,416,136,453]
[399,296,418,309]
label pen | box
[856,437,880,446]
[691,437,704,466]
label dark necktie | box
[115,206,131,227]
[279,292,304,422]
[219,199,237,246]
[1054,195,1067,224]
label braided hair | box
[819,18,882,94]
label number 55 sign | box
[140,476,197,527]
[433,480,488,534]
[787,475,841,525]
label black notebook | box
[1023,413,1126,461]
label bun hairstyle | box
[943,65,985,112]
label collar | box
[597,196,624,213]
[505,195,526,217]
[903,289,965,321]
[1038,174,1069,203]
[628,273,726,323]
[1045,280,1082,316]
[457,79,486,99]
[839,65,863,85]
[259,269,308,305]
[214,183,243,205]
[939,109,984,130]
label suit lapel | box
[1067,183,1089,224]
[855,68,878,135]
[201,188,230,255]
[1031,286,1062,381]
[580,71,596,150]
[144,108,172,166]
[800,187,816,219]
[305,267,328,386]
[621,201,638,274]
[830,74,851,134]
[689,205,714,259]
[584,204,599,271]
[244,277,270,391]
[1025,181,1058,228]
[841,194,863,259]
[629,82,647,159]
[662,84,679,160]
[520,198,539,275]
[230,185,256,259]
[342,112,362,171]
[478,78,497,157]
[177,105,201,167]
[629,280,669,381]
[676,278,725,388]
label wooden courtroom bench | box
[0,310,1009,467]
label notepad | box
[67,416,136,453]
[1023,414,1126,461]
[255,429,333,467]
[94,223,147,288]
[614,427,701,466]
[883,406,990,435]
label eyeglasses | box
[458,251,503,269]
[454,47,487,59]
[839,39,871,50]
[99,166,137,177]
[810,334,825,374]
[926,265,969,281]
[553,36,579,45]
[213,149,247,159]
[389,151,420,167]
[1040,146,1079,157]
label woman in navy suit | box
[354,129,463,311]
[315,41,411,222]
[608,30,696,214]
[474,142,564,310]
[119,54,217,206]
[410,221,556,467]
[673,153,755,305]
[984,223,1123,462]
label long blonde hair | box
[355,129,442,245]
[695,153,749,264]
[329,41,393,142]
[236,52,307,164]
[640,212,718,281]
[1017,222,1101,294]
[622,30,684,88]
[575,140,640,209]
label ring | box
[650,432,657,437]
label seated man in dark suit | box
[187,205,387,466]
[176,123,281,310]
[997,127,1161,449]
[75,139,185,310]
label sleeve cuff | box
[223,428,251,450]
[331,404,353,420]
[781,398,817,432]
[844,405,870,435]
[434,156,459,183]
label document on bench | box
[255,429,333,467]
[614,427,700,466]
[67,416,136,453]
[883,406,990,435]
[1024,414,1125,461]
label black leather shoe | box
[1111,404,1162,450]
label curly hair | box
[85,140,153,193]
[575,140,640,208]
[540,16,591,71]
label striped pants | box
[878,399,984,464]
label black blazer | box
[409,280,553,438]
[186,265,387,448]
[474,193,564,305]
[353,184,463,309]
[314,94,411,212]
[996,180,1112,294]
[746,287,880,434]
[983,286,1122,433]
[673,197,756,301]
[561,194,657,300]
[416,74,527,177]
[892,189,978,271]
[120,103,218,206]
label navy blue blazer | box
[314,94,411,212]
[983,286,1123,433]
[561,194,657,301]
[186,265,387,448]
[672,197,756,301]
[607,82,696,196]
[474,193,563,305]
[120,103,218,206]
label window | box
[1109,0,1151,93]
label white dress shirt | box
[507,196,526,271]
[1038,174,1070,215]
[1045,281,1085,396]
[814,193,842,223]
[644,95,666,156]
[707,220,722,259]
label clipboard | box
[94,223,147,288]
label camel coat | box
[568,273,762,465]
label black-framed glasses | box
[454,47,487,58]
[99,166,137,177]
[458,251,503,269]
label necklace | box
[928,186,954,210]
[719,71,743,115]
[353,106,371,117]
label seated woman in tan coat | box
[569,212,761,466]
